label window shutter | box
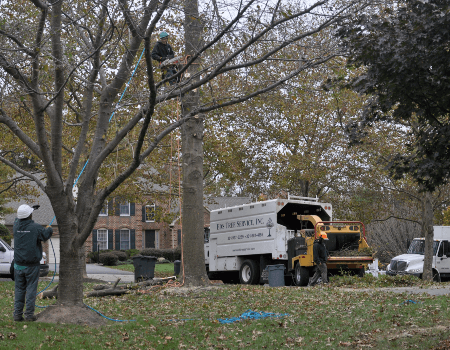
[108,229,113,250]
[177,229,181,245]
[115,230,120,250]
[108,200,113,215]
[130,203,135,216]
[130,230,135,249]
[92,230,97,252]
[142,205,146,222]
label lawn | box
[1,275,450,349]
[112,263,175,278]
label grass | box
[1,275,450,349]
[109,263,175,278]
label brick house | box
[86,199,182,253]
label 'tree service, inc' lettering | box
[216,218,265,231]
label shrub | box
[99,252,118,266]
[112,251,128,261]
[87,251,98,263]
[140,247,181,262]
[88,249,112,263]
[140,248,161,258]
[125,249,140,259]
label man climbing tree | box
[151,31,178,85]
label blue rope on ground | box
[217,310,289,324]
[400,299,422,305]
[84,303,136,322]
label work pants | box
[14,265,40,319]
[309,262,328,286]
[163,67,179,85]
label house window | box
[120,229,130,250]
[145,204,156,222]
[120,202,130,216]
[97,229,108,250]
[99,204,108,216]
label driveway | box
[49,263,133,275]
[46,263,135,283]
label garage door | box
[48,237,60,264]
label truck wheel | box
[239,260,259,285]
[294,264,309,286]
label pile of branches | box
[41,277,178,299]
[330,247,373,257]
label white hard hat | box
[17,204,34,219]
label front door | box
[145,230,155,249]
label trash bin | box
[267,264,285,287]
[132,255,157,282]
[174,260,181,276]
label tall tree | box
[181,0,209,286]
[337,0,450,280]
[0,0,372,324]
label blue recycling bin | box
[267,264,286,287]
[132,255,157,282]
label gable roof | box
[4,194,56,226]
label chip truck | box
[204,195,373,285]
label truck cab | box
[386,228,450,282]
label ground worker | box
[308,232,329,286]
[13,204,53,322]
[151,31,178,85]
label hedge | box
[99,252,118,266]
[140,247,181,261]
[88,249,139,263]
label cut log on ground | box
[40,284,59,299]
[134,276,176,288]
[86,289,129,297]
[85,277,177,297]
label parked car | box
[0,237,49,280]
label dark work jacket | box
[151,41,175,62]
[313,239,328,265]
[13,218,53,266]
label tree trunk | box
[421,190,434,281]
[180,0,210,287]
[58,228,85,306]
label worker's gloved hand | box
[167,53,174,59]
[32,205,40,210]
[46,225,51,228]
[161,56,167,61]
